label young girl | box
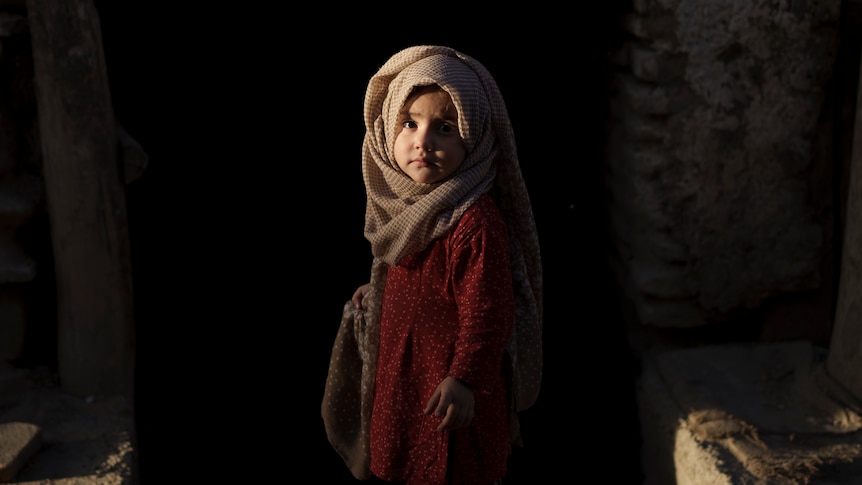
[323,45,543,485]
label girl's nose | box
[416,132,433,152]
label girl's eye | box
[438,123,456,134]
[401,120,417,129]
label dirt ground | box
[0,365,135,484]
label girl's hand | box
[424,376,475,432]
[352,284,370,309]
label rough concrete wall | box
[0,8,46,363]
[0,4,146,369]
[606,0,842,328]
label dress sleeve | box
[446,198,515,394]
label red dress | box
[369,194,515,485]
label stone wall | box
[605,0,846,341]
[0,3,145,372]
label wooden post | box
[26,0,135,398]
[826,46,862,403]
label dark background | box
[94,4,642,482]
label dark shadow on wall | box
[95,3,641,482]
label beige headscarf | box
[322,45,543,480]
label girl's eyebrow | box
[399,109,458,121]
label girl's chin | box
[405,170,443,184]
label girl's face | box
[393,89,466,184]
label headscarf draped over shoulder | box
[361,45,543,413]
